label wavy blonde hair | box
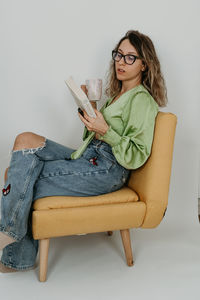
[105,30,167,107]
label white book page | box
[65,76,96,118]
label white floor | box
[0,219,200,300]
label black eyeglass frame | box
[112,50,141,65]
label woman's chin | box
[116,73,126,81]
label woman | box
[0,30,167,272]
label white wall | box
[0,0,199,224]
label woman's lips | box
[117,68,125,74]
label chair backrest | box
[127,112,177,228]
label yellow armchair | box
[32,111,177,281]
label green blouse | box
[71,84,159,170]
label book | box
[65,76,96,118]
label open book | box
[65,76,96,118]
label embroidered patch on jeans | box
[2,184,11,196]
[89,157,98,166]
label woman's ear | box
[141,62,146,71]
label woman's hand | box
[78,108,109,136]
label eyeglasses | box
[112,50,140,65]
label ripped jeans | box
[0,138,130,270]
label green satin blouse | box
[70,84,159,170]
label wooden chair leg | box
[39,239,50,282]
[120,229,134,266]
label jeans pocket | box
[98,148,117,165]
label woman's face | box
[115,39,145,85]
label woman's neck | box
[120,78,141,94]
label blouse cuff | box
[99,125,121,147]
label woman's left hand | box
[78,108,109,136]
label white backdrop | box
[0,0,199,224]
[0,0,200,297]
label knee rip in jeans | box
[11,138,47,155]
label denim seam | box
[0,260,35,271]
[0,225,21,242]
[38,169,111,179]
[7,156,39,238]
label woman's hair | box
[105,30,167,107]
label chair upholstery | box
[32,111,177,281]
[128,111,177,228]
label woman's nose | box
[118,58,126,66]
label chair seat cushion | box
[33,186,139,211]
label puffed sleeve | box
[98,92,159,169]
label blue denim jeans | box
[0,138,130,270]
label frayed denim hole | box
[11,138,46,155]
